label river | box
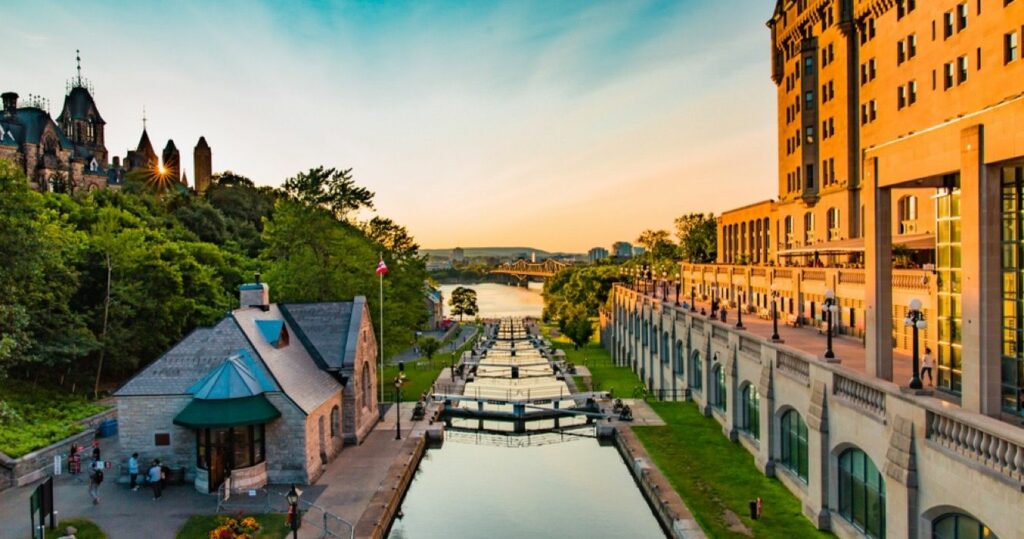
[438,282,544,319]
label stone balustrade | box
[777,351,810,385]
[926,410,1024,485]
[832,372,886,420]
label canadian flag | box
[376,256,389,276]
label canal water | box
[387,426,666,539]
[438,282,544,319]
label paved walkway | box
[672,294,918,386]
[0,436,219,539]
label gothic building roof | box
[135,128,157,161]
[0,108,73,149]
[196,136,209,149]
[56,86,105,125]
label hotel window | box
[897,86,907,109]
[821,84,828,103]
[957,3,968,32]
[944,11,955,39]
[805,91,814,110]
[828,118,835,137]
[908,80,917,105]
[804,212,815,243]
[1000,165,1024,416]
[822,120,828,139]
[804,56,814,74]
[828,80,834,100]
[897,41,907,64]
[779,410,808,482]
[838,449,886,539]
[936,177,963,394]
[869,99,877,122]
[908,34,917,58]
[806,164,815,189]
[1006,32,1019,63]
[897,195,918,234]
[957,55,969,83]
[827,207,840,240]
[740,385,760,440]
[944,62,955,89]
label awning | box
[173,394,281,429]
[777,233,935,256]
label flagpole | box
[379,257,385,419]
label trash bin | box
[97,419,118,438]
[749,500,759,520]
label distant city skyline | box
[4,0,776,252]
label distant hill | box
[422,247,582,259]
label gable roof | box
[114,316,278,397]
[279,298,366,371]
[232,304,343,414]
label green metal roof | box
[173,394,280,429]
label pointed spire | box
[142,106,147,130]
[75,49,82,86]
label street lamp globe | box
[916,319,927,330]
[909,298,923,311]
[825,287,835,300]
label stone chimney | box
[239,272,270,309]
[1,92,17,117]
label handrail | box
[833,372,886,419]
[926,410,1024,485]
[776,351,810,385]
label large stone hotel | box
[603,1,1024,537]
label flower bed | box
[176,514,287,539]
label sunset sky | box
[5,0,777,252]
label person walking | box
[148,459,163,500]
[921,347,934,386]
[88,461,103,505]
[128,453,140,491]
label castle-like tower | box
[161,139,181,184]
[193,136,211,194]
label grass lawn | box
[0,384,110,457]
[541,324,642,397]
[176,513,288,539]
[634,401,833,538]
[46,519,107,539]
[379,325,480,402]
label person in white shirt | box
[920,347,934,386]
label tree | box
[449,287,479,321]
[562,314,595,350]
[674,212,718,263]
[418,336,441,360]
[542,265,620,321]
[282,166,374,223]
[636,229,677,260]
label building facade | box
[588,247,609,263]
[612,241,634,259]
[114,280,379,493]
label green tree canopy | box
[282,166,374,223]
[674,212,717,263]
[449,287,479,321]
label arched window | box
[784,216,795,248]
[827,207,841,240]
[838,448,886,538]
[780,409,808,482]
[361,362,371,410]
[689,352,703,392]
[651,323,658,354]
[740,384,760,440]
[804,212,816,244]
[898,195,919,234]
[642,321,648,346]
[674,340,684,374]
[711,363,726,411]
[661,333,669,365]
[330,405,340,438]
[932,513,996,539]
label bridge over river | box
[489,258,570,284]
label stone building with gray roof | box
[113,279,379,492]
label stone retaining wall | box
[353,433,427,539]
[0,407,116,491]
[613,427,706,539]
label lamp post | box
[770,282,781,341]
[675,274,681,306]
[709,285,718,318]
[286,484,300,538]
[661,271,669,301]
[824,288,838,360]
[690,286,697,312]
[905,298,927,389]
[394,363,406,440]
[736,292,745,329]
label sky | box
[4,0,777,252]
